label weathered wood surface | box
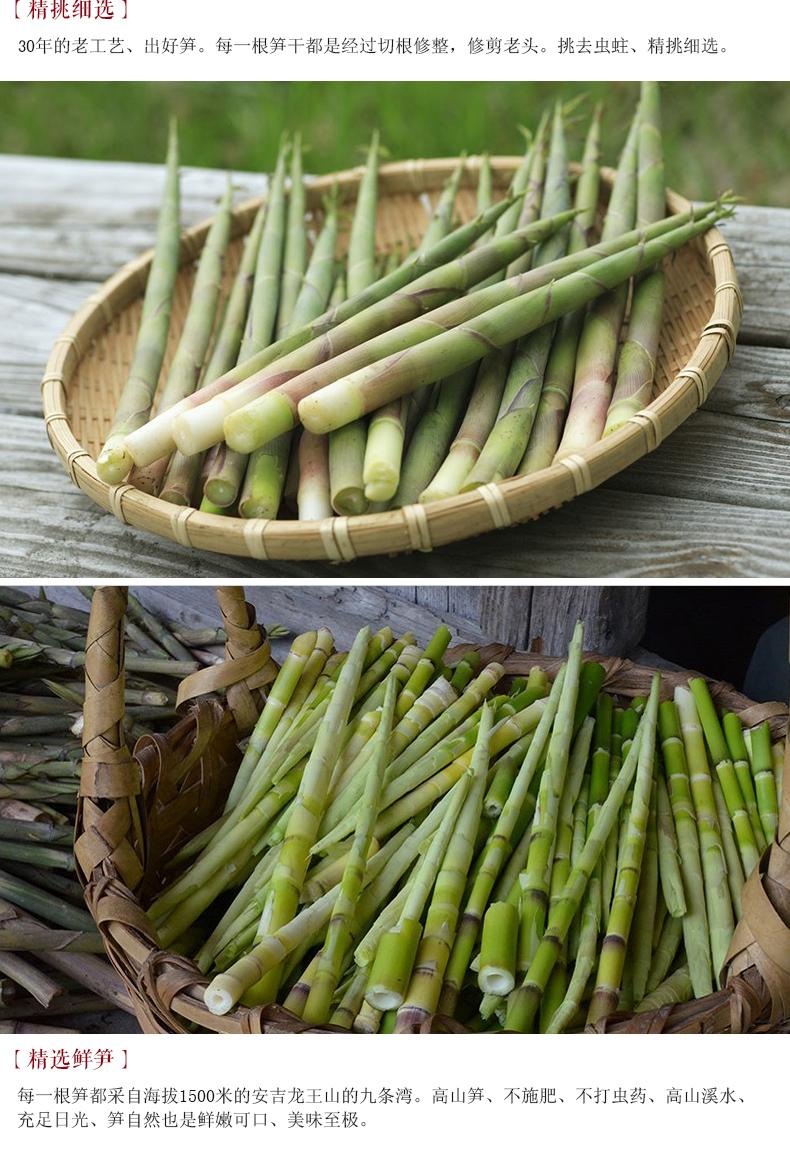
[25,584,650,657]
[386,586,649,654]
[2,154,788,579]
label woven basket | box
[43,157,741,563]
[75,587,789,1034]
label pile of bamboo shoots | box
[144,622,783,1032]
[0,587,286,1034]
[93,83,735,521]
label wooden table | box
[3,154,789,579]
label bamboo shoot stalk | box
[394,705,493,1027]
[243,140,290,356]
[629,785,659,1003]
[652,888,667,950]
[206,202,269,384]
[516,104,605,475]
[553,108,641,459]
[328,134,381,515]
[204,813,408,1007]
[645,913,684,994]
[544,718,595,986]
[485,113,549,291]
[242,627,371,1004]
[290,196,340,332]
[96,121,180,484]
[149,762,306,928]
[655,769,687,917]
[189,200,268,507]
[688,677,760,875]
[392,663,504,777]
[673,687,734,981]
[419,157,466,250]
[353,645,420,718]
[477,900,520,997]
[316,677,458,840]
[156,848,258,950]
[0,869,94,932]
[721,713,767,852]
[276,133,307,338]
[0,842,73,871]
[0,951,64,1007]
[315,693,507,854]
[747,722,779,845]
[657,700,713,997]
[0,819,72,845]
[330,966,369,1029]
[353,1000,383,1033]
[236,141,292,518]
[712,779,745,918]
[474,153,493,233]
[302,839,379,905]
[297,430,332,520]
[543,861,600,1033]
[130,177,235,496]
[282,951,320,1017]
[354,871,418,969]
[297,210,726,437]
[325,695,545,854]
[365,767,473,1011]
[635,966,693,1013]
[179,203,570,461]
[518,624,585,970]
[547,716,596,917]
[484,735,533,820]
[604,82,667,434]
[123,202,702,471]
[462,102,574,489]
[392,366,477,506]
[301,676,398,1023]
[202,826,407,974]
[506,673,660,1033]
[224,630,319,812]
[773,740,784,811]
[362,396,409,502]
[438,666,567,1015]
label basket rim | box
[43,156,742,563]
[77,640,787,1036]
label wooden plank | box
[2,455,787,578]
[722,205,790,348]
[613,410,790,511]
[474,587,532,647]
[528,587,649,655]
[3,393,786,575]
[2,155,788,343]
[0,156,265,281]
[25,584,650,657]
[703,345,790,424]
[30,584,488,649]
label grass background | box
[1,81,787,205]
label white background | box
[1,0,785,80]
[0,1032,786,1167]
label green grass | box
[1,81,787,206]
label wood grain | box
[25,584,649,655]
[1,152,788,579]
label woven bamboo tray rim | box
[43,157,741,563]
[75,591,788,1035]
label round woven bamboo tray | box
[75,587,788,1035]
[43,157,741,563]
